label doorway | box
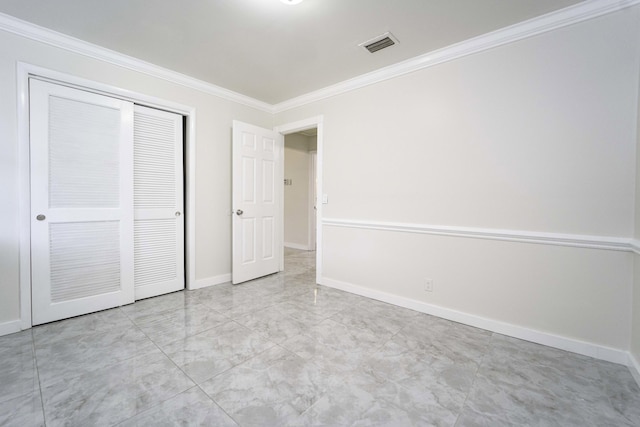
[231,118,322,286]
[283,129,318,279]
[274,116,328,284]
[283,129,317,252]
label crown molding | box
[323,218,633,252]
[0,12,273,113]
[1,0,637,115]
[272,0,640,113]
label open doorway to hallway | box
[283,129,317,273]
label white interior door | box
[30,79,134,325]
[133,105,184,299]
[232,121,282,284]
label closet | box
[29,79,184,325]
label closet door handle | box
[36,214,46,221]
[236,209,244,216]
[175,211,181,217]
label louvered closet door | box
[133,105,184,300]
[30,79,134,325]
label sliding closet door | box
[30,79,134,325]
[133,105,184,300]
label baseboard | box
[629,352,640,388]
[0,319,22,337]
[191,273,231,290]
[321,276,628,365]
[284,242,311,251]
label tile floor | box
[1,248,639,426]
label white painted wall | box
[284,133,311,249]
[0,30,272,327]
[275,7,640,353]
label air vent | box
[359,32,399,54]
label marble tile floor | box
[1,248,639,426]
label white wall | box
[276,7,640,355]
[0,29,272,328]
[284,133,312,249]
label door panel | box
[232,121,282,284]
[49,221,121,302]
[133,105,184,300]
[30,79,134,325]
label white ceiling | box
[0,0,584,104]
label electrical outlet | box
[424,279,434,292]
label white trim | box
[284,242,311,251]
[185,111,197,293]
[17,63,32,331]
[2,1,636,114]
[275,116,324,135]
[17,62,198,329]
[323,218,632,252]
[271,0,640,113]
[630,239,640,255]
[629,352,640,388]
[275,116,324,284]
[0,13,272,113]
[0,320,22,337]
[321,276,629,365]
[278,131,285,273]
[192,274,232,290]
[314,123,323,285]
[308,151,317,252]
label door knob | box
[36,214,46,221]
[175,211,181,217]
[236,209,244,216]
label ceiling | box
[0,0,584,104]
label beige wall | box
[2,3,640,364]
[284,133,312,248]
[276,7,640,352]
[324,227,632,350]
[633,63,640,366]
[0,30,272,326]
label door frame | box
[308,151,317,251]
[17,62,197,330]
[274,116,323,284]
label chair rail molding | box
[323,218,633,252]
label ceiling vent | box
[359,32,399,53]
